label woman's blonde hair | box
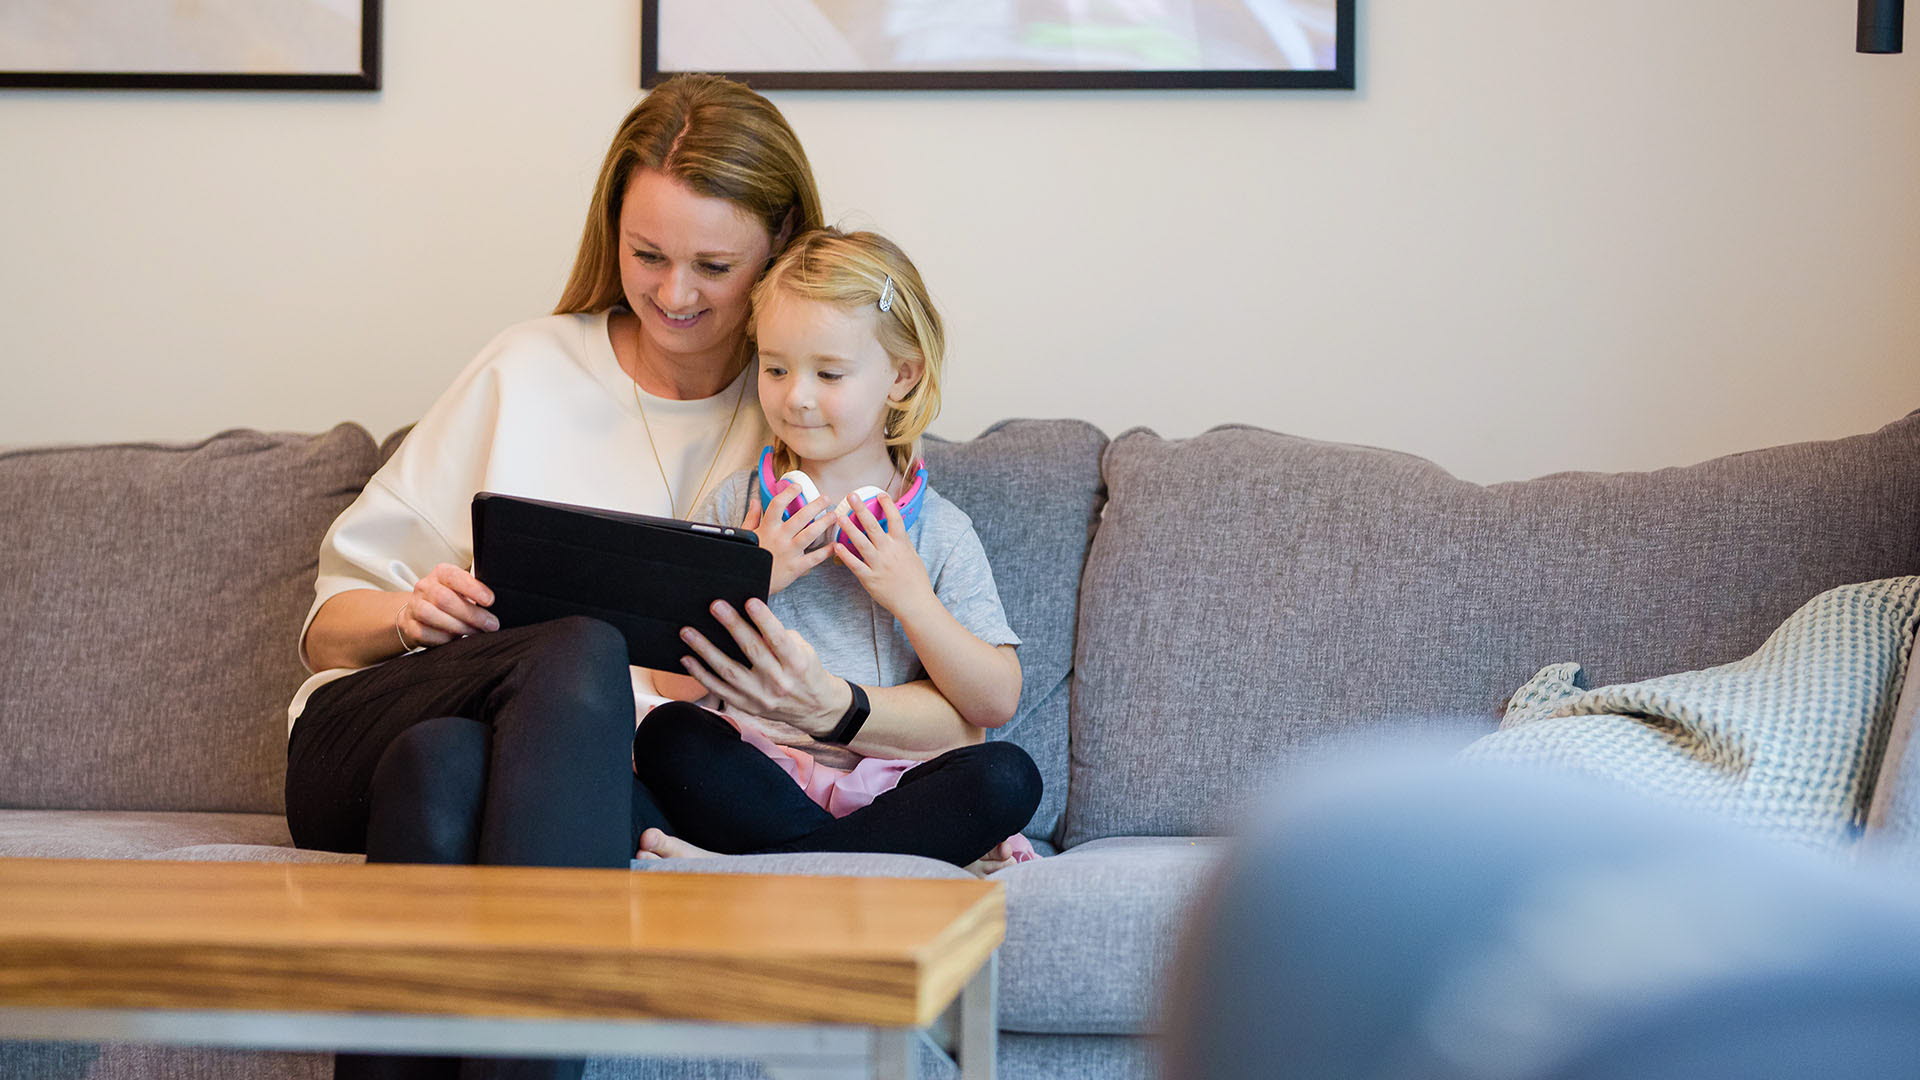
[555,74,825,315]
[751,229,946,477]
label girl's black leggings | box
[633,700,1042,866]
[284,616,1041,1080]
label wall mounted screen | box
[643,0,1354,90]
[0,0,380,91]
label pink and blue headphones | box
[757,445,927,551]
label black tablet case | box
[471,492,771,669]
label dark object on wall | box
[642,0,1356,91]
[1860,0,1905,53]
[0,0,380,91]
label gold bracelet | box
[395,603,421,655]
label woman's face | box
[617,169,776,368]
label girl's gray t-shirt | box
[694,468,1020,686]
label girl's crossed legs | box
[631,701,1041,866]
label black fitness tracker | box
[822,679,871,746]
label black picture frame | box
[0,0,381,91]
[641,1,1354,91]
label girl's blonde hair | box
[751,228,945,477]
[555,74,825,315]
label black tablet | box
[471,492,771,669]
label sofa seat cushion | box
[133,848,980,875]
[57,840,983,875]
[0,810,294,859]
[0,425,379,815]
[633,851,976,879]
[997,836,1225,1035]
[148,843,362,864]
[1066,413,1920,846]
[0,1044,327,1080]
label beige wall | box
[2,1,1916,482]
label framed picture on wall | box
[0,0,380,91]
[642,0,1355,91]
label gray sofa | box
[8,411,1920,1080]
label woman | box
[285,74,1021,1080]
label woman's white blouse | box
[286,309,772,730]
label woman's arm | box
[676,600,988,761]
[730,677,986,765]
[303,566,497,672]
[304,589,412,671]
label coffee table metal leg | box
[871,1027,916,1079]
[958,953,996,1079]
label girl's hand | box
[397,563,498,649]
[743,486,837,595]
[832,494,935,618]
[677,598,852,739]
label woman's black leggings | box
[286,616,638,1080]
[286,616,641,868]
[633,701,1042,867]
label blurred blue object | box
[1159,757,1920,1080]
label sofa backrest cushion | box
[1062,412,1920,847]
[0,425,379,813]
[1865,641,1920,855]
[925,420,1107,847]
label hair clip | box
[878,276,895,314]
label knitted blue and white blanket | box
[1462,577,1920,853]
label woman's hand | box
[724,709,827,751]
[397,563,498,649]
[743,487,837,595]
[832,494,936,619]
[677,598,851,739]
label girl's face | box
[618,169,776,368]
[755,294,922,469]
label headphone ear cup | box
[777,470,823,523]
[850,485,888,521]
[835,485,894,552]
[891,460,928,532]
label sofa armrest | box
[1864,635,1920,842]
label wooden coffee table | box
[0,857,1005,1079]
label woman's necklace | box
[626,324,748,519]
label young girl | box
[629,228,1041,871]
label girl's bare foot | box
[637,827,720,860]
[964,841,1020,877]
